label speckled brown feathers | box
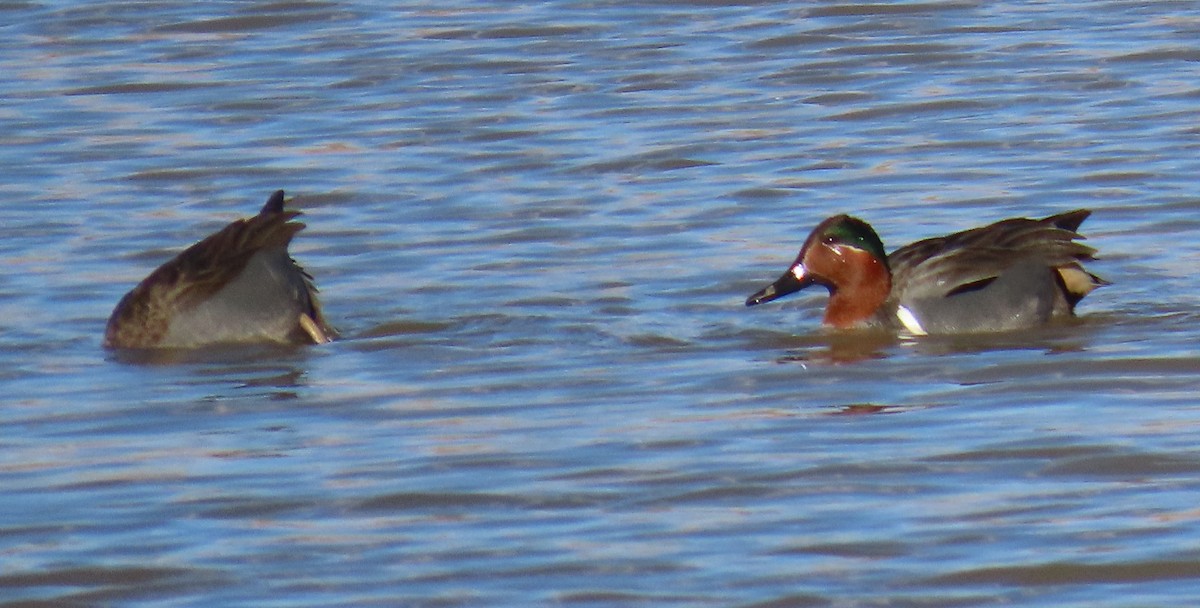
[104,190,334,349]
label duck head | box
[745,214,893,328]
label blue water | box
[2,2,1199,606]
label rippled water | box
[3,2,1200,606]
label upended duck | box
[746,209,1107,335]
[104,190,335,349]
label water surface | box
[2,2,1200,606]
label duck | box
[745,209,1107,335]
[104,190,336,349]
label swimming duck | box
[104,190,335,349]
[745,210,1107,335]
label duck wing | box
[888,210,1101,303]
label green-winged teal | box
[746,210,1107,335]
[104,190,335,348]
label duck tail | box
[1056,264,1110,310]
[259,190,287,215]
[1043,209,1091,234]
